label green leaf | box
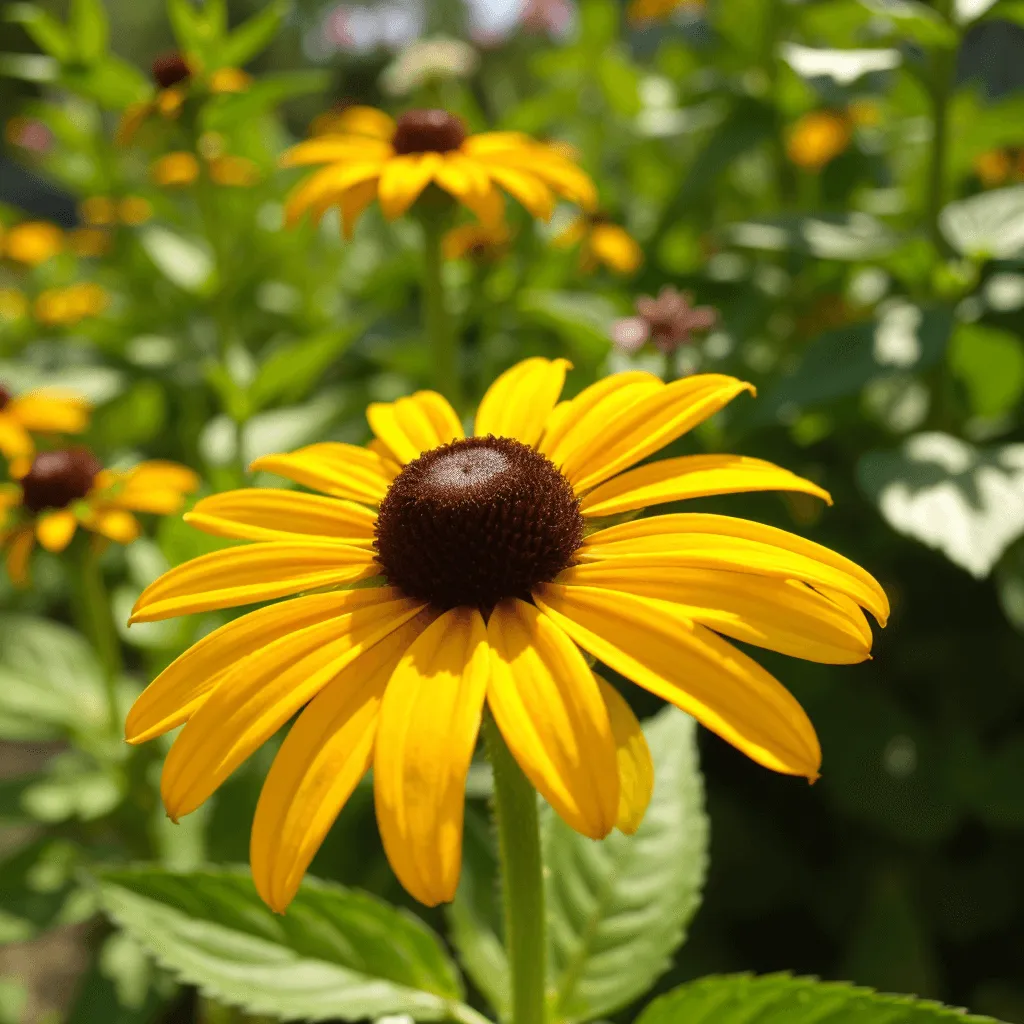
[857,0,959,46]
[517,290,620,360]
[940,186,1024,259]
[778,42,901,84]
[249,327,361,411]
[635,973,1007,1023]
[4,4,72,61]
[96,867,470,1022]
[139,227,214,294]
[0,51,58,82]
[221,0,289,67]
[547,705,708,1023]
[204,70,331,128]
[0,977,27,1024]
[858,432,1024,577]
[61,55,148,107]
[68,0,108,62]
[948,322,1024,418]
[724,214,898,260]
[167,0,209,58]
[66,934,173,1024]
[978,0,1024,25]
[0,616,107,741]
[0,839,82,941]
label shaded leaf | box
[222,0,290,67]
[3,4,72,61]
[948,322,1024,418]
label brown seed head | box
[392,109,467,154]
[0,383,11,411]
[20,448,102,514]
[151,51,191,89]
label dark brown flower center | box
[374,436,584,610]
[392,110,467,155]
[0,384,10,411]
[21,448,102,514]
[152,51,191,89]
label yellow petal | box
[284,163,384,225]
[126,588,402,744]
[129,541,378,623]
[325,106,396,140]
[581,512,889,626]
[35,509,78,552]
[7,392,90,434]
[580,454,832,517]
[109,461,200,515]
[560,375,756,493]
[589,224,643,274]
[160,593,425,820]
[251,613,427,913]
[595,675,653,834]
[377,154,441,220]
[0,416,33,461]
[185,489,377,546]
[5,527,34,586]
[486,599,619,839]
[367,391,464,465]
[557,563,871,664]
[339,178,379,238]
[538,371,661,468]
[534,583,822,780]
[250,443,398,504]
[87,508,140,545]
[484,164,555,220]
[474,358,571,447]
[280,136,393,167]
[434,154,506,226]
[374,606,490,906]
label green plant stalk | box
[484,714,547,1024]
[75,540,123,736]
[420,212,463,411]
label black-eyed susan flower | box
[2,221,64,266]
[126,358,887,913]
[309,103,397,139]
[0,384,89,478]
[151,150,261,189]
[1,449,198,586]
[442,220,512,261]
[786,110,852,171]
[555,213,643,274]
[281,108,597,238]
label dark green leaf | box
[547,706,708,1023]
[96,868,471,1022]
[221,0,289,67]
[66,934,173,1024]
[0,839,82,941]
[3,4,72,61]
[634,973,1006,1024]
[948,322,1024,418]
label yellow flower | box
[786,111,852,171]
[310,104,398,139]
[1,451,198,586]
[208,67,252,94]
[629,0,704,23]
[80,196,117,226]
[69,227,111,258]
[208,155,262,187]
[118,196,153,225]
[4,222,64,266]
[555,214,643,274]
[151,152,201,187]
[442,221,512,261]
[126,358,887,913]
[0,288,28,323]
[33,283,109,327]
[974,149,1013,188]
[0,384,89,478]
[281,107,597,239]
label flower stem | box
[420,211,463,411]
[484,714,547,1024]
[75,540,123,736]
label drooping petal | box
[87,508,140,544]
[250,442,399,504]
[129,542,379,623]
[377,154,442,219]
[595,674,653,834]
[0,416,32,461]
[486,599,619,839]
[374,606,489,906]
[580,454,832,517]
[7,392,89,434]
[367,392,464,465]
[35,510,78,552]
[185,489,377,546]
[5,528,34,586]
[483,164,555,220]
[160,593,425,820]
[125,588,403,744]
[434,154,505,226]
[580,513,889,626]
[339,179,379,238]
[250,614,427,913]
[560,375,756,493]
[279,136,393,167]
[474,358,571,447]
[588,224,643,274]
[284,163,385,226]
[534,583,822,780]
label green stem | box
[421,213,462,411]
[484,715,547,1024]
[75,541,123,735]
[662,347,676,384]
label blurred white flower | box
[380,36,480,96]
[316,1,425,56]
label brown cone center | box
[152,51,191,89]
[21,448,102,514]
[392,109,467,155]
[0,384,11,411]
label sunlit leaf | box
[221,0,290,67]
[139,227,214,294]
[779,42,901,84]
[940,186,1024,259]
[724,214,898,260]
[69,0,108,63]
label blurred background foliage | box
[1,0,1024,1021]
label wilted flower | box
[2,221,64,266]
[613,286,717,353]
[380,36,479,96]
[555,214,643,275]
[786,111,852,171]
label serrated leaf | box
[96,868,470,1022]
[940,186,1024,259]
[221,0,289,67]
[858,432,1024,577]
[634,972,1006,1023]
[4,4,72,61]
[547,706,708,1023]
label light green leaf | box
[940,186,1024,259]
[778,42,901,84]
[139,227,214,293]
[96,868,470,1022]
[61,56,148,106]
[977,0,1024,24]
[547,706,708,1023]
[0,51,58,82]
[221,0,289,67]
[0,838,82,941]
[858,432,1024,577]
[948,322,1024,418]
[68,0,108,62]
[857,0,959,46]
[724,214,898,260]
[635,973,1006,1024]
[167,0,210,58]
[0,977,27,1024]
[249,326,361,411]
[204,70,331,128]
[3,4,71,61]
[518,289,619,360]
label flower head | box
[281,107,597,238]
[613,286,718,354]
[786,110,852,171]
[127,358,886,913]
[0,384,89,477]
[33,283,109,327]
[555,213,643,275]
[1,451,198,586]
[3,222,64,266]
